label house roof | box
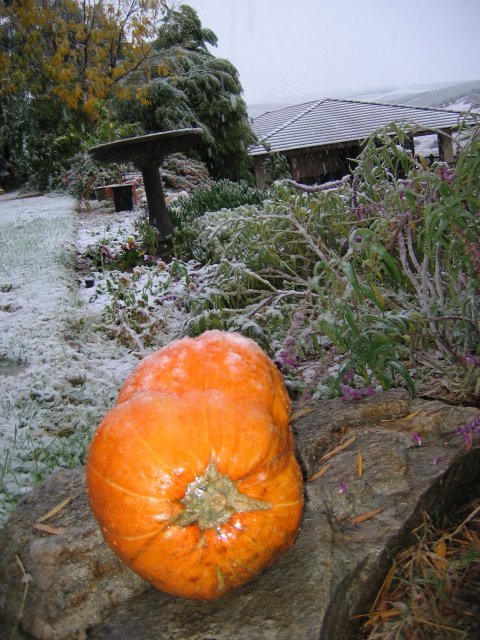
[249,98,464,156]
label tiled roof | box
[249,98,464,156]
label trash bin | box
[111,184,134,212]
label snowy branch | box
[285,175,351,192]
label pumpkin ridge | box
[127,394,217,484]
[215,551,261,596]
[103,529,163,542]
[221,521,266,552]
[210,408,240,475]
[132,416,208,483]
[88,462,170,501]
[228,556,258,575]
[128,523,192,567]
[129,536,162,565]
[132,429,178,474]
[212,554,257,598]
[268,499,304,509]
[235,444,291,488]
[215,565,227,596]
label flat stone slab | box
[1,389,479,640]
[88,129,203,165]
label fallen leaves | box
[36,496,72,523]
[307,435,357,484]
[290,406,315,421]
[432,538,448,571]
[357,499,480,638]
[308,436,362,489]
[32,523,67,536]
[33,496,72,535]
[382,408,423,423]
[320,435,357,462]
[308,463,330,482]
[350,508,383,526]
[306,435,387,528]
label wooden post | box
[404,135,415,155]
[253,156,267,188]
[291,156,300,182]
[437,130,454,164]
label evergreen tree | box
[114,5,256,181]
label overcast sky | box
[182,0,480,106]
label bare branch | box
[285,175,351,192]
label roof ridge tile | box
[323,96,463,115]
[254,99,326,146]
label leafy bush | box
[172,178,265,222]
[262,150,292,184]
[51,152,122,200]
[86,120,479,404]
[50,112,145,199]
[162,153,214,193]
[83,213,161,270]
[171,122,480,402]
[171,179,269,258]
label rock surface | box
[0,466,147,640]
[1,389,479,640]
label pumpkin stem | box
[173,459,272,530]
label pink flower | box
[340,384,376,401]
[460,352,479,368]
[411,431,423,446]
[457,416,480,449]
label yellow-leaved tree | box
[0,0,182,189]
[0,0,168,116]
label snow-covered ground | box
[0,194,148,525]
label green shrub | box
[87,120,479,404]
[171,179,268,257]
[172,179,267,223]
[174,122,480,401]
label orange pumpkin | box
[87,390,303,599]
[116,330,291,434]
[87,332,303,599]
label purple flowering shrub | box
[181,123,479,401]
[340,384,376,401]
[82,120,479,403]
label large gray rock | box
[0,466,147,640]
[1,390,479,640]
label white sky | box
[182,0,480,105]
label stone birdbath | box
[89,128,203,240]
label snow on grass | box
[75,204,199,351]
[0,194,142,525]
